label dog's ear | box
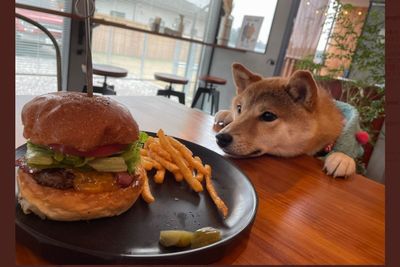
[232,63,262,94]
[286,70,319,111]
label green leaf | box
[25,133,150,174]
[120,132,148,174]
[139,131,149,144]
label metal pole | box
[83,0,93,97]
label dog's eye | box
[260,111,277,122]
[237,104,242,114]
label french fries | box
[168,136,208,175]
[194,156,204,182]
[205,165,228,218]
[141,167,155,204]
[169,136,193,156]
[158,129,203,192]
[141,155,162,171]
[140,148,148,156]
[148,150,179,173]
[139,129,229,218]
[154,168,166,184]
[173,171,184,182]
[149,142,173,161]
[142,157,154,171]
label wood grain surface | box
[15,95,384,265]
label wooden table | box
[15,95,385,265]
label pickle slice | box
[159,230,194,247]
[190,227,221,249]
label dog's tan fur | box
[215,63,356,177]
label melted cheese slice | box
[72,170,119,193]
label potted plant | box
[295,1,385,174]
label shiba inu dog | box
[214,63,366,177]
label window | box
[16,0,69,12]
[314,0,337,64]
[92,0,213,104]
[95,0,211,40]
[314,0,371,77]
[15,0,71,95]
[110,10,126,19]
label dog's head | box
[216,63,322,158]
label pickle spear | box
[159,230,194,247]
[190,227,221,249]
[159,227,222,249]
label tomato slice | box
[49,143,128,157]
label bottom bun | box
[17,167,144,221]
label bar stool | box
[154,72,188,104]
[82,64,128,95]
[191,75,227,115]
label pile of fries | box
[140,129,228,218]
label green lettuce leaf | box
[25,132,149,174]
[121,131,149,174]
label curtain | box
[281,0,329,77]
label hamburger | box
[16,92,147,221]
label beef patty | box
[32,169,75,189]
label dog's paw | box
[323,152,356,178]
[213,110,233,132]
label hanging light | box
[358,11,363,16]
[316,10,320,14]
[306,1,311,5]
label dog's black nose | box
[216,133,233,148]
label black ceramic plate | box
[15,133,258,264]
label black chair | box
[82,64,128,95]
[154,72,188,104]
[191,75,227,115]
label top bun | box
[22,92,139,151]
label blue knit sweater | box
[326,101,364,159]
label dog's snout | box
[216,133,233,148]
